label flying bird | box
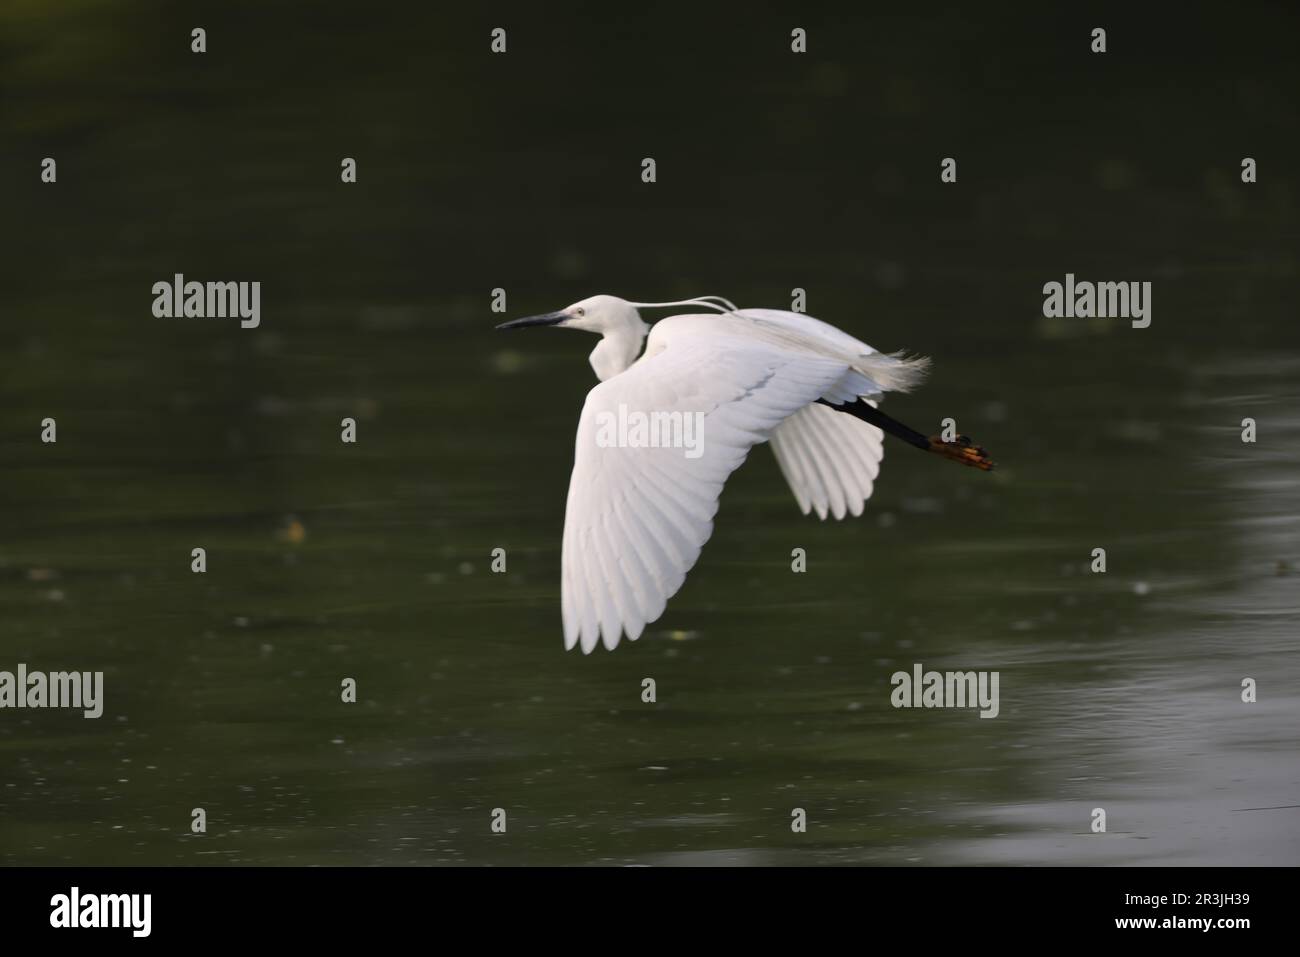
[497,295,994,653]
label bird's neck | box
[589,323,648,381]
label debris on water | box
[979,400,1008,423]
[256,395,290,416]
[276,516,306,545]
[901,497,943,514]
[491,349,527,375]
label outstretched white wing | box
[769,402,885,520]
[562,328,851,653]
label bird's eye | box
[576,307,585,316]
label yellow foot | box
[927,434,995,471]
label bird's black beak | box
[495,311,569,330]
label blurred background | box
[1,1,1297,864]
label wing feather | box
[769,402,885,520]
[562,332,849,652]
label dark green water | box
[2,3,1297,865]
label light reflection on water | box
[944,360,1300,866]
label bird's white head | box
[496,294,649,381]
[497,294,740,382]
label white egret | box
[497,295,993,653]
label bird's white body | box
[500,295,929,653]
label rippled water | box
[1,3,1297,865]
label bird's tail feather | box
[856,351,931,393]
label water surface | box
[1,2,1297,865]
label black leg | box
[816,398,930,451]
[817,398,995,470]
